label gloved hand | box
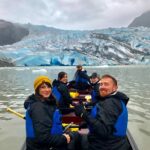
[79,121,87,130]
[74,104,86,117]
[67,131,80,140]
[67,132,81,150]
[71,102,77,107]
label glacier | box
[0,25,150,66]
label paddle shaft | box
[6,107,25,119]
[6,107,79,128]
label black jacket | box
[24,94,67,150]
[82,92,130,150]
[91,80,100,101]
[74,70,91,90]
[52,79,72,108]
[91,80,100,95]
[74,70,90,82]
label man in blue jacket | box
[75,74,130,150]
[90,72,100,104]
[73,65,91,91]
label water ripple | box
[139,129,150,136]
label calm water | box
[0,65,150,150]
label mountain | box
[128,11,150,27]
[0,21,150,66]
[0,59,14,67]
[0,20,29,46]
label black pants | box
[67,132,89,150]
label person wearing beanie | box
[33,75,52,92]
[24,75,71,150]
[89,72,100,104]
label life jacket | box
[26,108,63,138]
[75,74,89,84]
[88,105,97,133]
[50,109,63,135]
[91,90,97,103]
[52,86,72,112]
[75,70,89,84]
[113,100,128,136]
[89,100,128,136]
[52,86,62,103]
[75,72,89,91]
[26,108,35,138]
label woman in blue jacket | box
[24,75,71,150]
[52,72,73,114]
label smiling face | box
[39,83,52,98]
[60,74,68,83]
[90,77,99,84]
[99,77,117,97]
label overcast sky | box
[0,0,150,30]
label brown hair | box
[101,74,117,86]
[58,71,67,80]
[76,65,82,71]
[35,82,51,96]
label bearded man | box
[75,74,131,150]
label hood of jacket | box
[52,79,60,87]
[24,94,37,109]
[96,91,129,105]
[24,94,57,109]
[114,91,129,105]
[52,79,67,87]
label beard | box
[100,90,108,97]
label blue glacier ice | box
[0,25,150,66]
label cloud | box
[0,0,150,30]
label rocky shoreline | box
[0,60,15,67]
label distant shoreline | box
[0,60,14,67]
